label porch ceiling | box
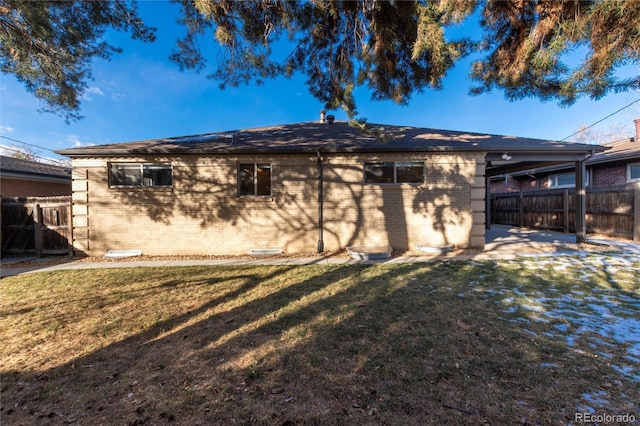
[485,151,598,177]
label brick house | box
[56,120,604,256]
[491,119,640,193]
[0,155,72,197]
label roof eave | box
[55,145,605,158]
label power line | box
[0,145,69,166]
[0,135,58,154]
[561,98,640,141]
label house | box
[491,119,640,193]
[0,155,72,197]
[55,119,605,256]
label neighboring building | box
[0,155,72,197]
[56,120,604,256]
[491,119,640,193]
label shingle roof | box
[587,138,640,164]
[55,121,606,157]
[0,155,71,179]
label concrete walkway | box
[2,225,638,278]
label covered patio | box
[485,145,605,243]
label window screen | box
[396,161,424,183]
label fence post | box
[634,188,640,241]
[34,203,42,258]
[563,190,569,234]
[518,192,524,228]
[67,203,74,256]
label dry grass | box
[1,256,638,425]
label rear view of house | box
[56,120,604,256]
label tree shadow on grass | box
[2,261,637,425]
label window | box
[364,161,424,184]
[238,163,271,196]
[548,172,589,188]
[628,163,640,182]
[110,163,172,188]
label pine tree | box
[0,0,156,122]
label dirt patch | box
[2,241,619,268]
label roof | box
[501,138,640,177]
[55,121,606,157]
[588,138,640,165]
[0,155,71,182]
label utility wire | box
[0,135,58,154]
[0,145,69,166]
[561,98,640,141]
[0,136,69,166]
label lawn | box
[1,253,638,425]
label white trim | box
[548,171,590,188]
[627,162,640,182]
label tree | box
[171,0,640,117]
[470,0,640,105]
[171,0,474,117]
[5,143,39,161]
[2,0,639,121]
[0,0,156,122]
[569,122,635,145]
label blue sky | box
[1,1,639,162]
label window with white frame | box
[109,163,172,188]
[364,161,424,184]
[548,172,589,188]
[238,163,271,196]
[628,163,640,182]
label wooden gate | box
[1,197,72,257]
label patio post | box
[485,174,491,229]
[575,160,587,243]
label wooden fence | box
[1,196,72,257]
[490,185,640,241]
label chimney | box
[320,110,326,124]
[634,118,640,142]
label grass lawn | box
[1,253,638,425]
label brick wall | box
[592,163,627,186]
[0,177,71,197]
[71,152,486,256]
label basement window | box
[364,161,424,184]
[628,163,640,182]
[109,163,172,188]
[238,163,271,196]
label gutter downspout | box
[575,149,595,243]
[504,174,520,191]
[316,152,324,253]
